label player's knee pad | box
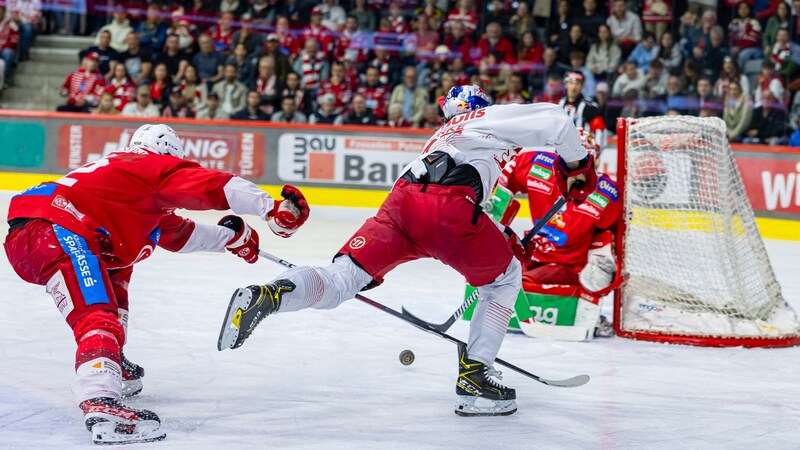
[477,257,521,310]
[277,256,372,312]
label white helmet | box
[441,85,492,121]
[129,124,185,159]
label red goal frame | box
[613,118,800,348]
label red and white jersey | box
[499,150,620,267]
[356,83,390,119]
[207,26,234,52]
[104,78,136,111]
[316,79,353,114]
[62,69,105,105]
[410,103,586,204]
[8,149,275,269]
[300,25,334,57]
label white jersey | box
[405,103,587,204]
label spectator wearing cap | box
[309,93,344,125]
[319,0,346,32]
[607,0,642,58]
[587,24,621,81]
[443,20,475,66]
[389,66,429,126]
[196,92,230,119]
[612,61,646,98]
[232,90,270,121]
[723,80,752,142]
[495,73,531,105]
[754,60,785,108]
[263,33,292,83]
[250,55,281,116]
[137,5,168,55]
[628,32,658,75]
[271,95,307,123]
[445,0,479,35]
[93,92,120,115]
[302,6,334,59]
[162,85,195,118]
[352,0,377,32]
[96,6,132,53]
[80,30,120,79]
[156,34,190,82]
[293,38,329,93]
[120,32,153,84]
[7,0,40,62]
[193,34,226,89]
[343,93,377,125]
[57,52,104,113]
[559,71,606,140]
[231,14,264,59]
[574,0,606,41]
[212,63,248,116]
[121,84,161,117]
[104,63,136,111]
[0,5,19,84]
[207,12,236,53]
[477,22,516,64]
[357,66,391,121]
[228,43,255,85]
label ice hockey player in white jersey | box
[218,85,598,416]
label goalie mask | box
[129,124,185,159]
[442,85,492,122]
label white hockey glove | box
[579,242,616,293]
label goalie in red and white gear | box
[498,128,622,338]
[3,124,310,445]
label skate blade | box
[454,395,517,417]
[217,288,253,351]
[121,379,143,398]
[91,420,166,445]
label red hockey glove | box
[554,153,598,204]
[268,185,310,238]
[504,226,533,264]
[218,215,260,264]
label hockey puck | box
[399,349,415,366]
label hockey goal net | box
[614,116,800,347]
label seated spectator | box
[227,43,255,85]
[104,63,136,111]
[179,64,207,112]
[250,55,281,116]
[762,1,790,53]
[714,57,750,102]
[496,73,531,105]
[535,72,565,103]
[157,34,190,82]
[482,0,511,32]
[78,31,120,79]
[93,92,119,115]
[120,32,153,85]
[271,95,307,123]
[723,80,753,142]
[272,16,301,58]
[445,0,479,35]
[0,5,19,84]
[642,0,672,40]
[183,0,217,28]
[121,84,161,117]
[558,24,590,66]
[356,66,391,121]
[302,6,334,59]
[386,103,412,128]
[57,52,104,113]
[729,1,763,70]
[419,45,451,96]
[137,5,168,55]
[754,60,785,108]
[692,77,721,116]
[150,62,173,107]
[655,31,682,74]
[231,14,264,59]
[343,93,377,125]
[389,66,429,126]
[196,92,230,120]
[587,24,622,81]
[8,0,39,62]
[281,71,308,115]
[247,0,276,22]
[443,20,474,66]
[207,12,235,53]
[693,25,726,83]
[317,60,352,116]
[665,74,691,114]
[678,11,702,57]
[162,86,195,118]
[220,0,247,16]
[368,46,400,86]
[681,59,702,95]
[769,29,797,81]
[575,0,606,41]
[643,59,668,100]
[169,16,196,53]
[193,34,226,89]
[567,51,595,98]
[309,93,343,125]
[412,13,440,60]
[607,0,642,58]
[418,103,443,129]
[319,0,346,32]
[612,61,645,98]
[212,63,248,116]
[232,90,270,121]
[262,33,292,84]
[620,88,643,118]
[594,82,616,131]
[507,2,535,42]
[477,22,516,64]
[627,32,658,74]
[293,38,329,93]
[548,0,572,46]
[744,89,787,145]
[517,31,544,69]
[95,6,132,53]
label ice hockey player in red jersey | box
[497,128,621,337]
[217,86,598,417]
[3,124,310,445]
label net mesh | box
[619,116,800,340]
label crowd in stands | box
[14,0,800,144]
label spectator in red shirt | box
[57,52,105,113]
[496,73,532,104]
[302,6,334,59]
[477,22,516,65]
[535,72,565,104]
[317,60,353,115]
[445,0,478,35]
[207,12,236,53]
[274,16,300,59]
[149,62,173,108]
[729,1,763,69]
[357,65,391,120]
[0,5,20,83]
[517,31,544,70]
[443,20,475,66]
[104,63,136,111]
[413,13,440,60]
[388,2,408,33]
[335,15,370,64]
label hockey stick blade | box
[257,250,590,388]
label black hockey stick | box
[257,248,588,388]
[400,196,568,332]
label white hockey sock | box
[467,258,521,365]
[72,330,123,404]
[276,256,373,313]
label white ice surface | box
[0,191,799,449]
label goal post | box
[614,116,800,348]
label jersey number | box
[57,157,111,187]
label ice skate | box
[80,397,166,445]
[454,343,517,417]
[121,352,144,397]
[217,280,296,350]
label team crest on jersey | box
[349,236,367,250]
